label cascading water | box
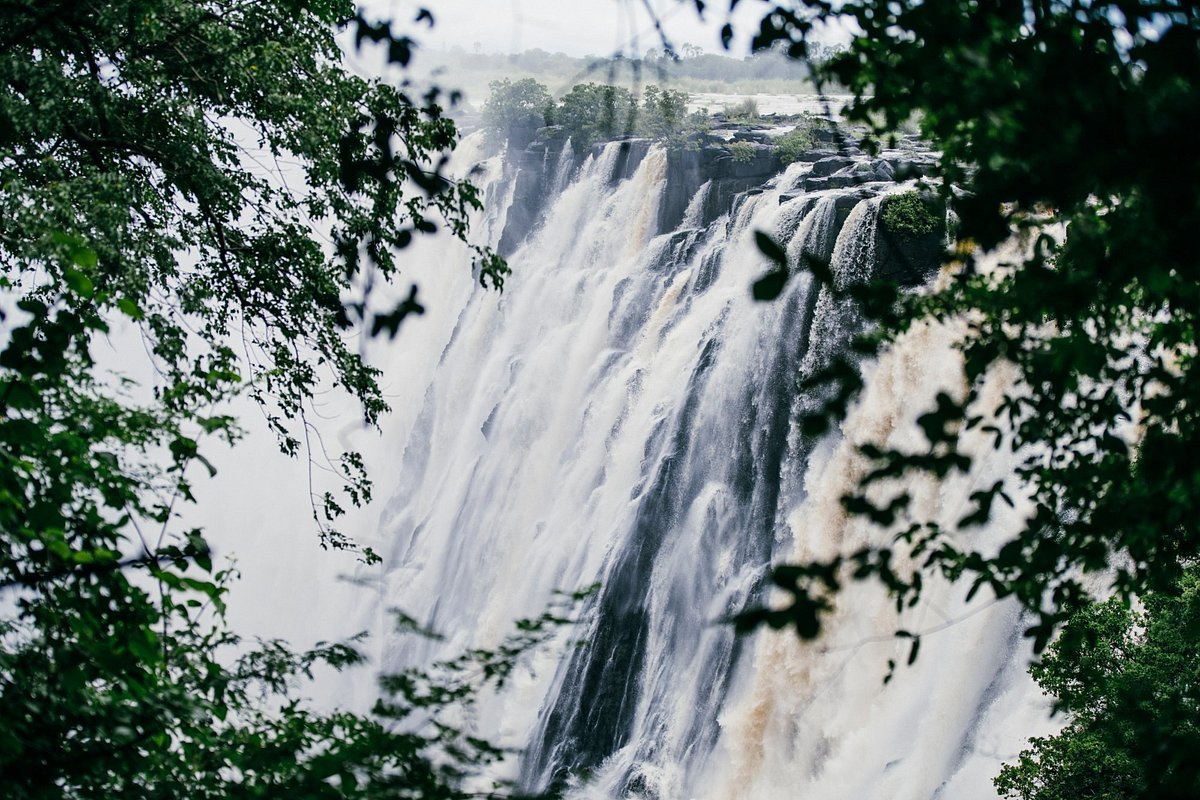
[238,131,1054,799]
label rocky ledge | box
[495,123,945,285]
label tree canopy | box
[482,79,702,150]
[0,0,526,794]
[735,0,1200,647]
[724,0,1200,793]
[549,83,639,149]
[636,84,693,142]
[993,569,1200,799]
[481,77,555,146]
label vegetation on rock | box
[727,141,758,163]
[879,191,944,240]
[483,80,707,150]
[774,118,819,164]
[553,82,638,149]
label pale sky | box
[366,0,809,58]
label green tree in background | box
[994,570,1200,799]
[554,82,638,149]
[0,0,531,795]
[481,80,704,151]
[636,84,690,141]
[481,77,554,146]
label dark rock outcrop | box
[496,136,571,257]
[496,122,946,270]
[657,144,781,233]
[810,156,856,177]
[872,193,948,285]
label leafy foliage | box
[994,570,1200,799]
[726,141,757,163]
[0,565,579,798]
[637,85,693,142]
[732,0,1200,653]
[879,191,944,240]
[1,0,507,552]
[725,5,1200,791]
[483,80,706,150]
[549,82,638,150]
[0,0,526,794]
[481,77,554,146]
[774,119,817,164]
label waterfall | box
[227,132,1053,798]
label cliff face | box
[494,127,944,286]
[496,135,571,257]
[656,144,782,232]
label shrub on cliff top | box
[880,190,944,239]
[775,117,818,164]
[727,141,758,163]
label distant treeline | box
[456,44,839,80]
[483,79,706,149]
[482,77,830,157]
[416,45,846,98]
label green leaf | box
[117,298,144,320]
[63,269,94,297]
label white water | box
[207,132,1054,797]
